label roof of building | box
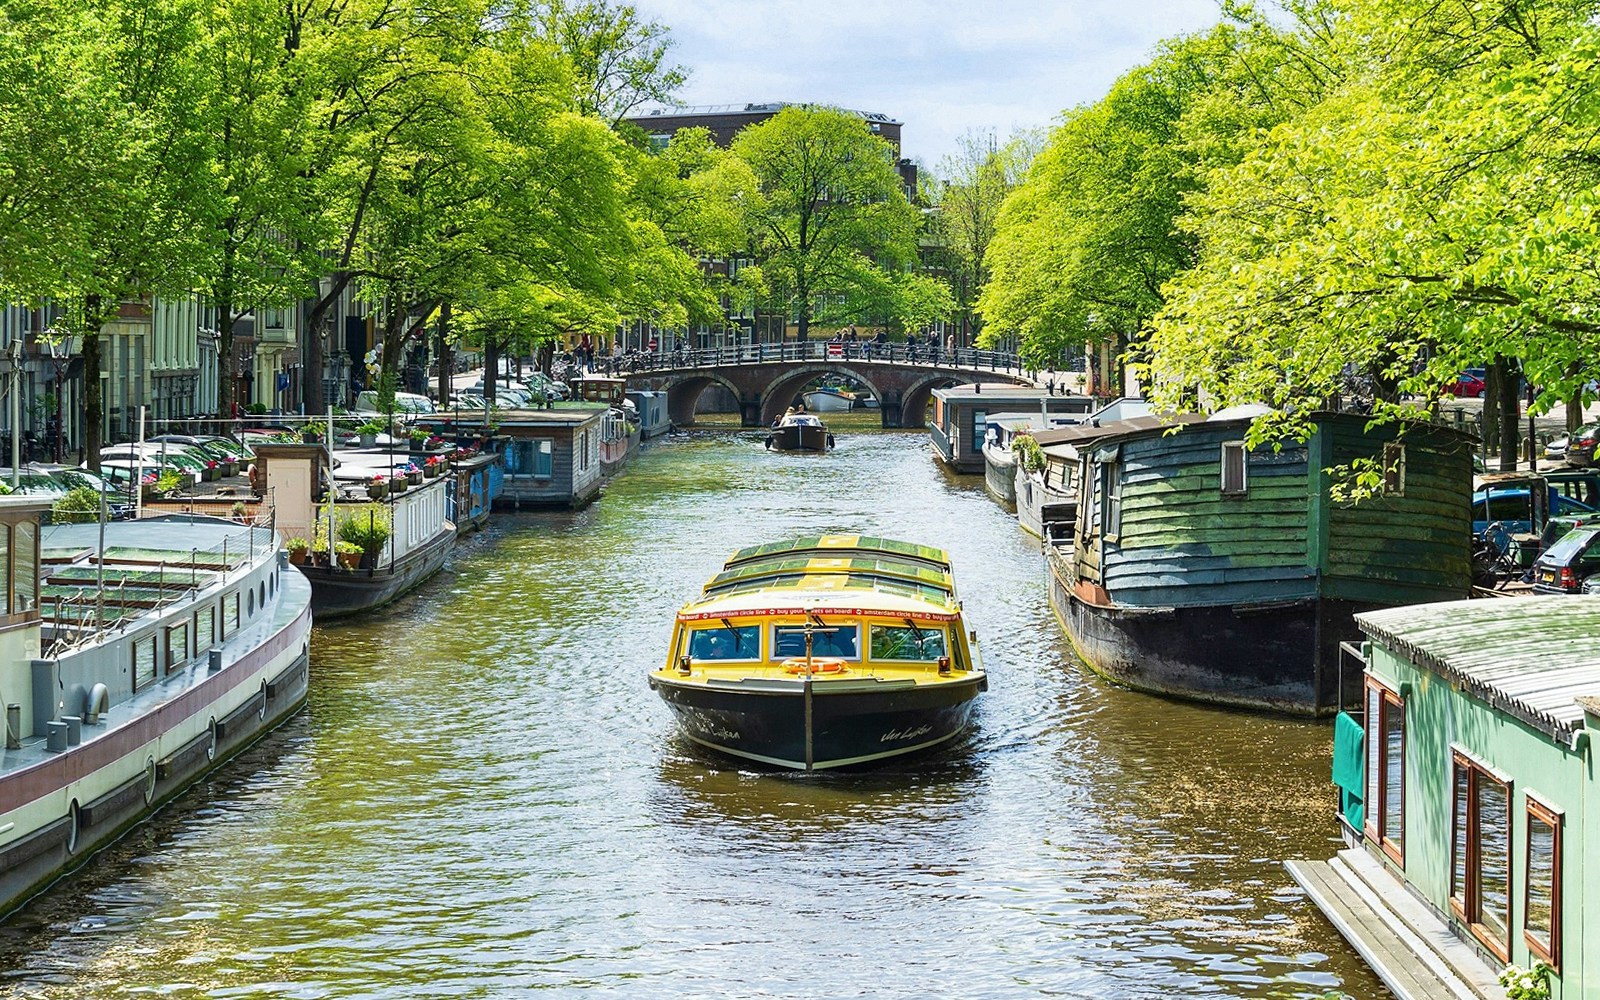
[1032,413,1203,448]
[630,102,901,126]
[1356,597,1600,739]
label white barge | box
[0,503,311,920]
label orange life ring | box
[782,657,847,675]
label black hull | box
[765,426,832,452]
[0,652,309,921]
[1047,560,1366,715]
[651,676,982,770]
[302,528,454,618]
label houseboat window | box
[1102,462,1122,538]
[1363,679,1405,865]
[1382,443,1406,496]
[970,411,986,454]
[133,635,157,690]
[196,605,215,648]
[535,440,553,477]
[0,524,9,615]
[773,624,859,659]
[1221,442,1248,496]
[1450,749,1512,959]
[13,520,35,613]
[869,624,947,661]
[166,621,189,671]
[688,626,760,660]
[1524,796,1560,969]
[222,591,240,636]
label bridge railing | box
[592,341,1027,376]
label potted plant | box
[408,427,429,454]
[156,470,183,498]
[390,474,407,495]
[367,475,388,500]
[334,540,363,569]
[285,536,309,565]
[337,502,392,568]
[231,501,248,522]
[358,420,383,448]
[424,455,441,478]
[406,464,423,486]
[201,460,218,482]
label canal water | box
[0,428,1387,999]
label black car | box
[1564,422,1600,467]
[1531,525,1600,593]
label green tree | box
[731,106,922,341]
[535,0,686,125]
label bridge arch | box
[666,372,744,427]
[900,374,967,430]
[757,364,886,427]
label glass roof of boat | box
[725,535,949,570]
[696,572,955,608]
[45,564,223,589]
[704,554,954,595]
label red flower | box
[372,475,385,483]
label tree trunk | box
[84,293,103,473]
[1494,356,1521,470]
[1483,362,1501,466]
[436,301,452,406]
[484,336,500,403]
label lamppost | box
[42,322,76,465]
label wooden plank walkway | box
[1286,852,1506,1000]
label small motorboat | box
[648,534,987,770]
[765,412,834,452]
[801,388,855,412]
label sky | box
[627,0,1227,170]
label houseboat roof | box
[1356,597,1600,737]
[932,384,1095,406]
[725,534,949,570]
[705,552,955,596]
[434,405,607,428]
[1032,413,1203,448]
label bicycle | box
[1471,521,1522,589]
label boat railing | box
[40,511,278,656]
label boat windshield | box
[869,624,947,661]
[784,415,823,427]
[689,625,761,660]
[773,624,858,659]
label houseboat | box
[256,444,456,619]
[981,414,1038,511]
[1019,401,1154,539]
[449,448,502,535]
[930,384,1095,474]
[626,389,671,439]
[1287,597,1600,1000]
[1048,408,1474,714]
[647,535,986,771]
[1,503,312,919]
[434,407,607,509]
[765,412,834,453]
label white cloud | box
[629,0,1225,166]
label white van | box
[354,391,437,417]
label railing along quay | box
[595,342,1029,377]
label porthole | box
[206,718,218,761]
[247,589,254,616]
[258,583,265,607]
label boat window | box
[869,625,946,661]
[1450,749,1512,959]
[1363,678,1405,866]
[1221,442,1248,496]
[774,624,858,659]
[222,591,240,636]
[14,520,35,613]
[689,626,760,660]
[196,605,215,648]
[166,621,189,672]
[133,635,157,690]
[1524,796,1561,970]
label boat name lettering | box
[880,725,933,743]
[678,608,953,623]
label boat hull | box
[651,674,983,770]
[1046,554,1365,715]
[0,608,311,921]
[766,425,832,452]
[802,390,854,413]
[983,444,1017,510]
[301,526,454,618]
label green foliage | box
[732,106,923,339]
[1011,432,1046,473]
[156,470,184,494]
[1499,963,1552,1000]
[357,421,384,435]
[51,486,101,524]
[336,503,392,556]
[284,536,309,553]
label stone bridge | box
[612,344,1035,428]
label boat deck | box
[1285,849,1505,1000]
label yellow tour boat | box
[648,535,986,770]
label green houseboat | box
[1048,408,1474,714]
[1288,597,1600,999]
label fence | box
[595,342,1027,376]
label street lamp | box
[42,322,76,465]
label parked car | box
[1532,525,1600,593]
[1471,483,1596,536]
[1446,370,1487,397]
[1545,433,1570,461]
[1564,422,1600,466]
[353,390,437,418]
